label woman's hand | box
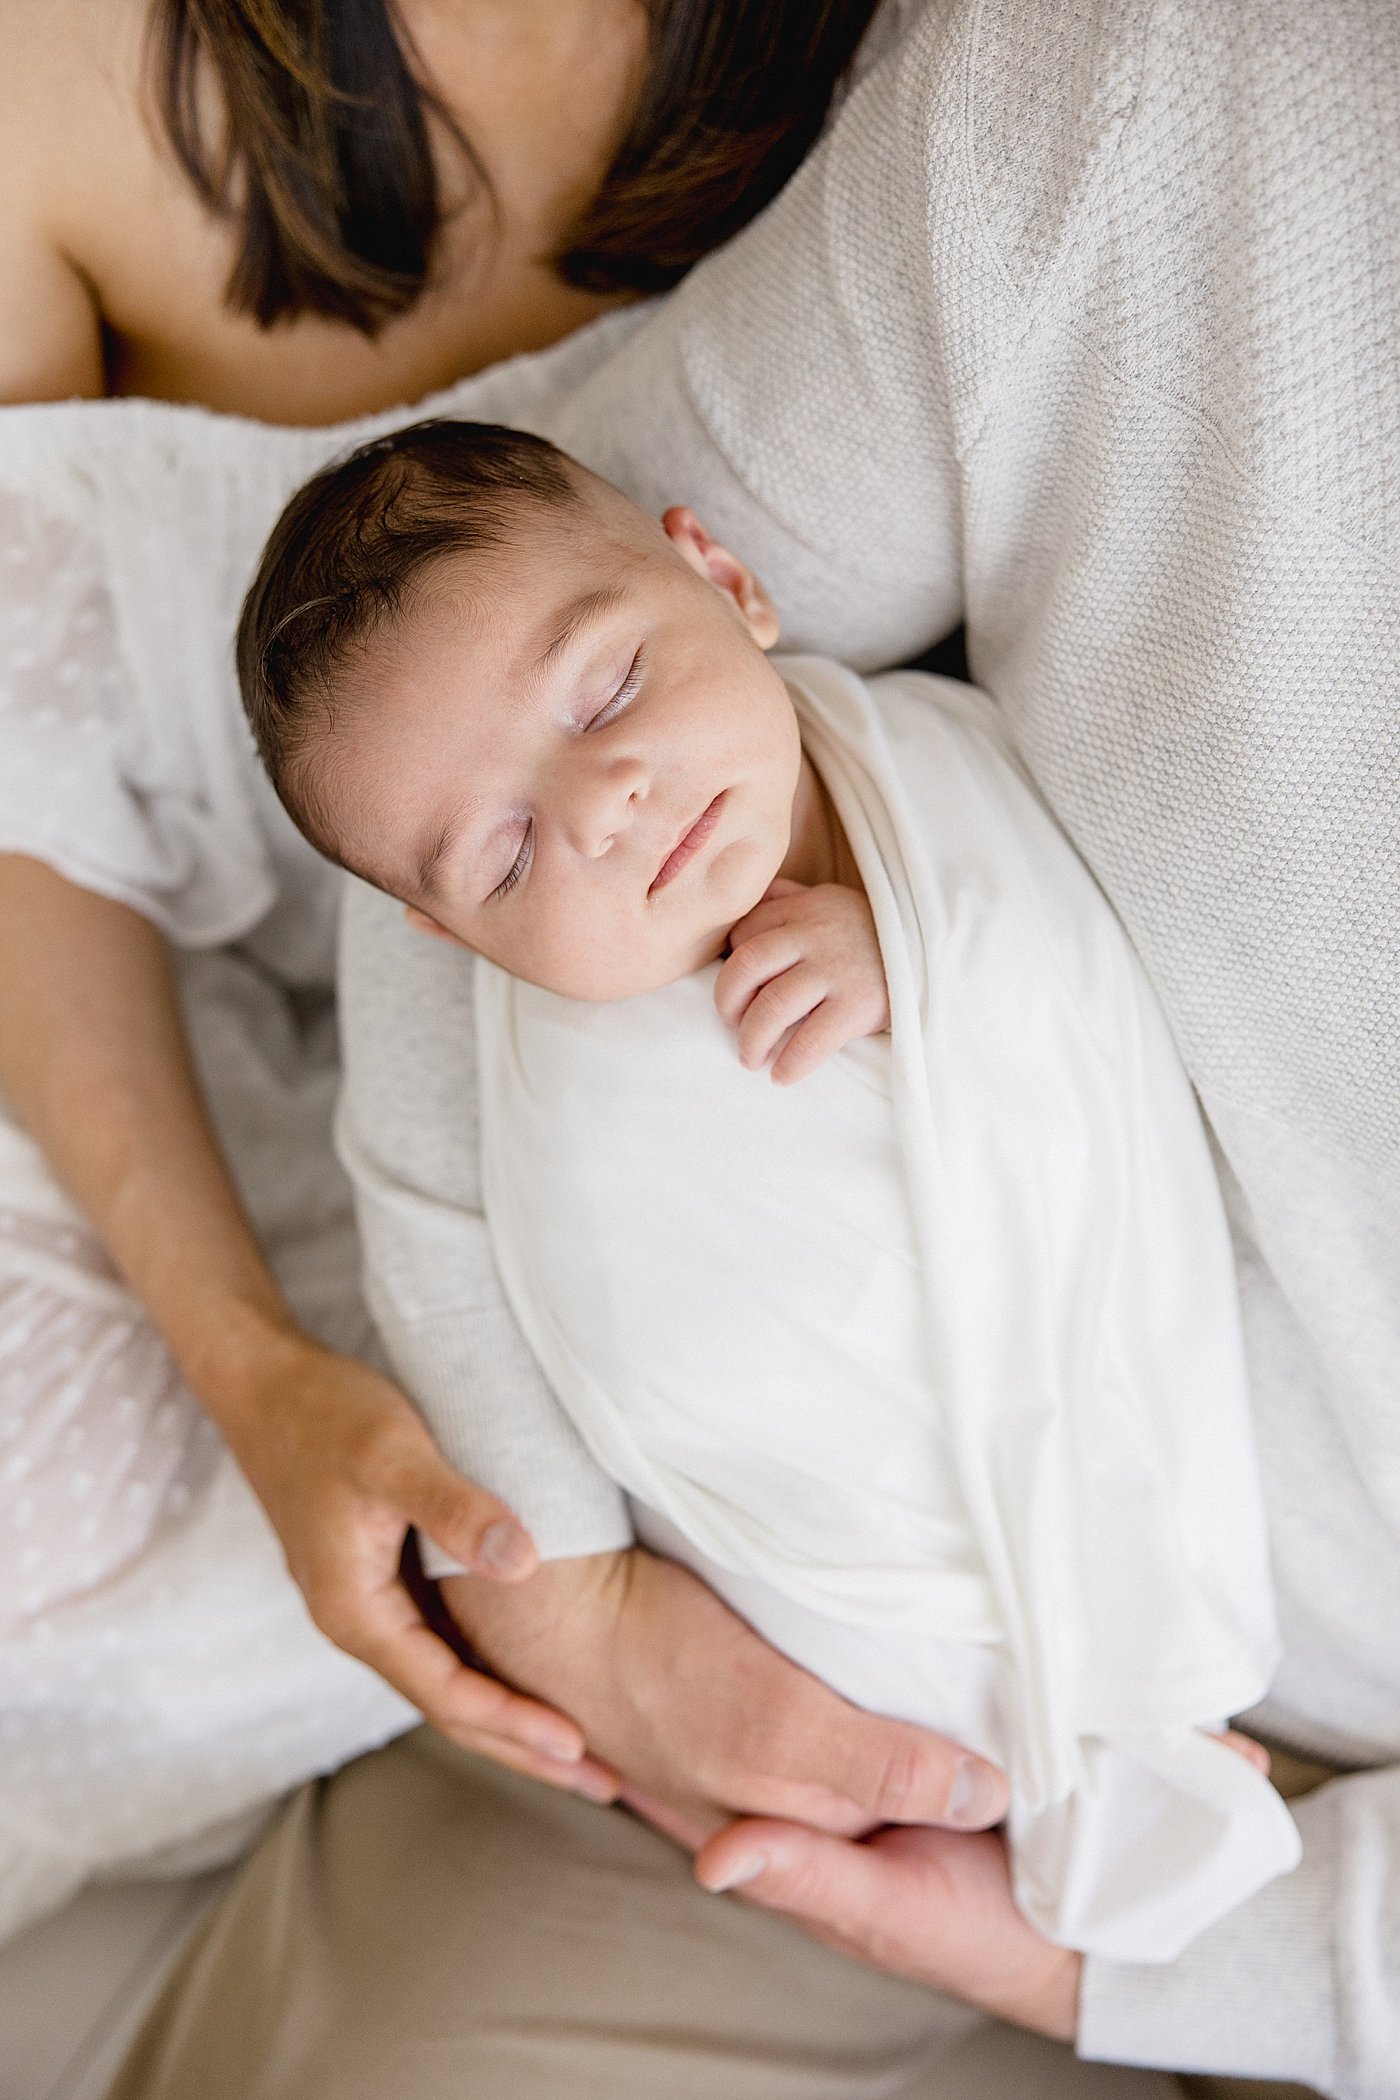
[678,1727,1267,2034]
[219,1331,616,1797]
[0,863,610,1795]
[444,1546,1009,1840]
[693,1817,1082,2041]
[448,1548,1081,2037]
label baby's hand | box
[715,878,890,1085]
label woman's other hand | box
[694,1817,1082,2041]
[443,1546,1009,1841]
[683,1733,1271,2034]
[221,1333,615,1797]
[0,862,608,1793]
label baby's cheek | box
[713,834,782,923]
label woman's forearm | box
[0,856,597,1763]
[0,853,299,1425]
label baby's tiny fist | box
[715,882,888,1081]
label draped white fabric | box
[478,660,1302,1962]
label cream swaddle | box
[477,659,1302,1962]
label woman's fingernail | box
[705,1852,768,1893]
[476,1520,534,1578]
[527,1725,582,1762]
[572,1768,618,1804]
[947,1758,1006,1828]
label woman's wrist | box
[172,1284,312,1440]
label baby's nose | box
[566,754,647,859]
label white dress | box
[0,312,646,1941]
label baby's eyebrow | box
[535,584,630,676]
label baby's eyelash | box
[588,647,644,730]
[486,650,640,904]
[491,822,533,902]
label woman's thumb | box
[403,1452,537,1581]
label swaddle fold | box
[478,659,1301,1960]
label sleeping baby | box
[238,419,1302,1963]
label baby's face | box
[328,488,802,1000]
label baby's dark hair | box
[237,418,578,863]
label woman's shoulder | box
[0,0,250,411]
[0,0,142,151]
[0,0,148,403]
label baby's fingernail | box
[704,1851,768,1893]
[476,1520,535,1578]
[947,1758,1006,1829]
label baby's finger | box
[715,928,805,1026]
[769,998,859,1085]
[726,887,808,952]
[737,963,826,1069]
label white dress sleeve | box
[0,474,274,942]
[0,415,313,954]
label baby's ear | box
[662,507,781,650]
[404,904,471,948]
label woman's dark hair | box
[237,418,577,859]
[150,0,881,334]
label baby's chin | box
[503,858,780,1004]
[523,920,735,1006]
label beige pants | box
[109,1729,1323,2100]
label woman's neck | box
[779,751,863,894]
